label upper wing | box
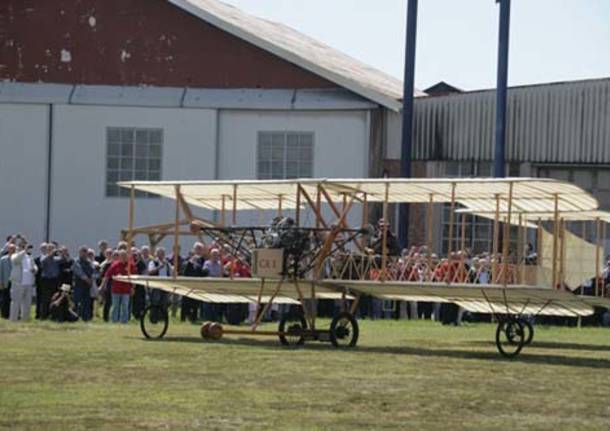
[318,280,610,317]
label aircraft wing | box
[114,276,346,304]
[317,280,610,317]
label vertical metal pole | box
[494,0,511,178]
[398,0,419,249]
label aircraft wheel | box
[521,319,534,345]
[495,319,525,358]
[278,313,307,346]
[140,305,169,339]
[330,312,359,348]
[506,319,534,346]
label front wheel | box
[140,305,169,339]
[330,312,359,348]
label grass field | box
[1,318,609,430]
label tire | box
[506,319,534,346]
[278,313,307,346]
[521,319,534,345]
[140,305,169,340]
[495,319,525,358]
[330,312,359,348]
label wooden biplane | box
[115,178,610,358]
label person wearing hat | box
[49,284,78,323]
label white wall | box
[0,104,49,244]
[218,109,369,227]
[0,103,373,251]
[50,105,217,249]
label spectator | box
[87,248,101,317]
[34,242,47,319]
[49,284,79,323]
[38,244,63,320]
[95,240,109,264]
[72,246,95,321]
[181,244,207,322]
[0,243,16,318]
[9,241,38,321]
[1,235,16,256]
[204,248,223,277]
[203,248,224,321]
[104,250,135,324]
[58,246,74,290]
[131,246,149,319]
[148,247,173,321]
[99,249,117,322]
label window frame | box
[256,131,314,180]
[105,127,163,198]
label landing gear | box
[329,312,359,348]
[495,318,526,358]
[140,305,169,339]
[278,313,307,346]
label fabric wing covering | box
[114,276,345,304]
[116,276,610,317]
[117,178,599,214]
[538,227,603,291]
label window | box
[106,127,163,198]
[257,132,314,179]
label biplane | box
[114,177,610,358]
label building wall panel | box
[49,104,217,249]
[0,104,48,244]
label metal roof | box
[411,77,610,162]
[169,0,417,111]
[118,177,599,214]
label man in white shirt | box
[10,241,38,321]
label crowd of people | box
[0,234,253,325]
[1,221,609,326]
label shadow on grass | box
[469,340,610,353]
[129,335,610,369]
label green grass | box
[0,318,609,430]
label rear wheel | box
[330,312,359,348]
[140,305,169,339]
[278,313,307,346]
[495,319,525,358]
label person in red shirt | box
[104,250,135,324]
